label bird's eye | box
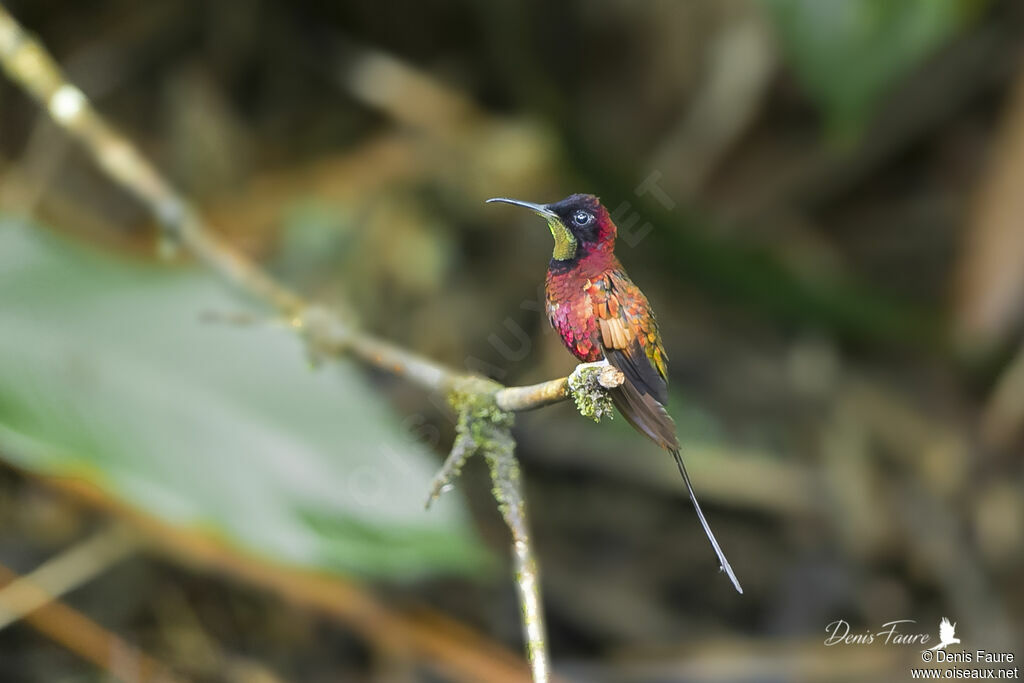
[572,210,593,226]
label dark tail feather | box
[610,382,679,451]
[672,448,743,594]
[609,380,742,593]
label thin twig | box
[425,429,476,509]
[0,536,184,683]
[0,524,138,631]
[0,7,624,680]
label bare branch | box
[496,362,623,413]
[0,6,614,413]
[0,7,623,681]
[482,425,549,683]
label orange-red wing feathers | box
[587,272,678,451]
[587,272,669,399]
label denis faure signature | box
[824,619,932,647]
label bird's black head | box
[486,193,616,261]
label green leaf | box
[0,219,487,579]
[762,0,980,140]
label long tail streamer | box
[671,449,743,594]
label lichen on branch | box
[426,376,549,682]
[567,361,623,422]
[426,376,510,509]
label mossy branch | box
[424,370,622,683]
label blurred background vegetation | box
[0,0,1022,681]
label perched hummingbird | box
[487,193,742,594]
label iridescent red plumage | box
[546,258,667,371]
[543,204,675,450]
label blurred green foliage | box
[763,0,980,139]
[0,220,486,578]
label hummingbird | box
[487,193,742,594]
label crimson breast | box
[545,260,605,363]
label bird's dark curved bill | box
[486,197,557,219]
